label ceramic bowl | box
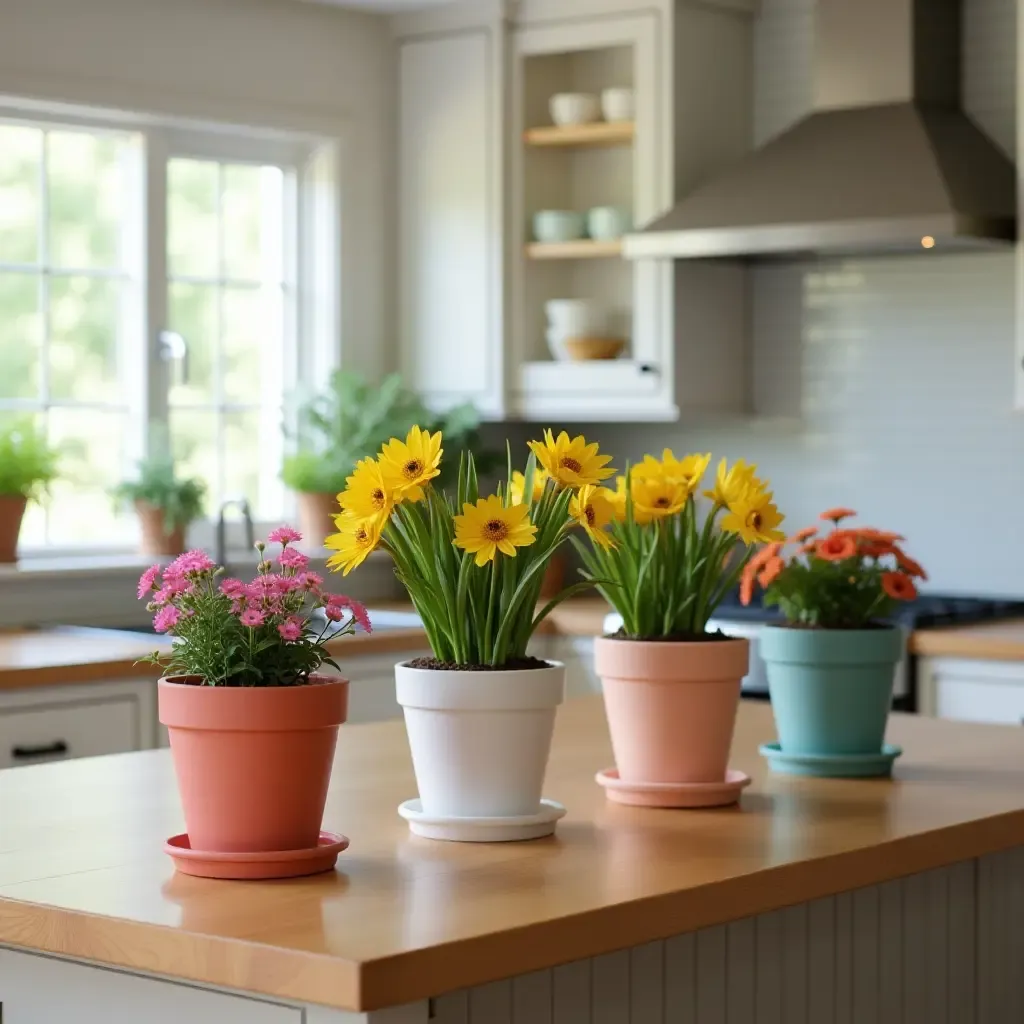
[532,210,585,243]
[564,336,626,361]
[601,88,635,122]
[549,92,601,126]
[544,298,607,336]
[587,206,632,241]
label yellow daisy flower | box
[338,457,393,525]
[454,494,538,567]
[325,514,382,576]
[721,488,786,545]
[703,458,764,508]
[631,474,690,525]
[527,430,614,488]
[509,467,549,505]
[569,485,618,550]
[607,474,629,522]
[635,449,711,496]
[379,426,442,502]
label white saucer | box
[397,798,566,842]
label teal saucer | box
[759,742,902,778]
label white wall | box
[547,0,1023,597]
[0,0,397,377]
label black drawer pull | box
[12,740,69,760]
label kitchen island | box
[1,698,1023,1023]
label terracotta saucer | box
[398,798,566,842]
[760,742,902,778]
[164,831,349,880]
[595,767,751,808]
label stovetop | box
[711,591,1024,629]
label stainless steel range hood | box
[624,0,1016,260]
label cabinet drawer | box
[935,679,1024,726]
[0,697,139,768]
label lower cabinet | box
[0,678,157,768]
[326,649,433,724]
[917,656,1024,725]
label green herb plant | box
[114,452,205,536]
[0,420,59,502]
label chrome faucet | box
[216,498,255,568]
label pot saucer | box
[397,798,566,842]
[759,742,902,778]
[595,767,751,808]
[164,831,349,880]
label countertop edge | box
[2,809,1022,1012]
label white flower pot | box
[395,661,565,818]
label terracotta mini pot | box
[158,675,348,853]
[136,501,186,557]
[539,551,567,599]
[296,491,339,550]
[594,635,749,785]
[395,661,565,819]
[0,494,27,563]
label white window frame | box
[0,98,342,558]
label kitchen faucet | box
[216,498,255,568]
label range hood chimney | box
[624,0,1016,260]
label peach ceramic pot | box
[0,494,27,563]
[296,491,339,550]
[594,635,749,785]
[136,501,186,557]
[158,675,348,853]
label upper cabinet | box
[394,0,753,422]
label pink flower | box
[296,571,323,590]
[267,526,302,545]
[161,573,192,596]
[239,609,265,628]
[279,547,309,570]
[137,565,160,600]
[152,585,175,607]
[327,594,372,633]
[153,605,181,633]
[247,575,283,602]
[277,617,303,641]
[324,605,344,622]
[167,550,216,576]
[220,578,247,600]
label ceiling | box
[305,0,454,10]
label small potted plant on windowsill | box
[114,452,205,557]
[575,454,785,808]
[137,526,371,879]
[742,508,926,778]
[0,420,59,563]
[327,427,608,842]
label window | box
[0,105,336,551]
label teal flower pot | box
[761,625,904,757]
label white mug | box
[601,88,635,122]
[587,206,632,241]
[544,299,608,337]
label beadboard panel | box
[429,850,1024,1024]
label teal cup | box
[760,625,904,756]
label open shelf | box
[523,121,635,148]
[525,239,624,260]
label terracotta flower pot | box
[594,635,749,784]
[136,501,186,557]
[296,491,339,550]
[0,494,27,564]
[539,551,567,599]
[158,675,348,853]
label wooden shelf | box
[525,239,624,260]
[523,121,635,148]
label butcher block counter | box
[1,699,1023,1022]
[909,618,1024,660]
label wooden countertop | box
[1,699,1023,1011]
[908,618,1024,661]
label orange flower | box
[748,542,782,573]
[799,542,817,555]
[894,549,928,580]
[758,556,785,589]
[859,539,897,559]
[858,527,905,543]
[820,507,857,523]
[816,533,857,561]
[739,566,755,606]
[882,571,918,601]
[790,526,818,543]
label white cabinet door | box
[0,948,300,1024]
[398,28,504,418]
[919,657,1024,725]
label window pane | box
[171,407,219,509]
[168,159,218,278]
[224,409,270,512]
[48,130,123,270]
[46,408,128,544]
[0,124,40,264]
[223,165,267,281]
[0,272,41,399]
[167,282,216,405]
[222,286,282,405]
[48,276,121,402]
